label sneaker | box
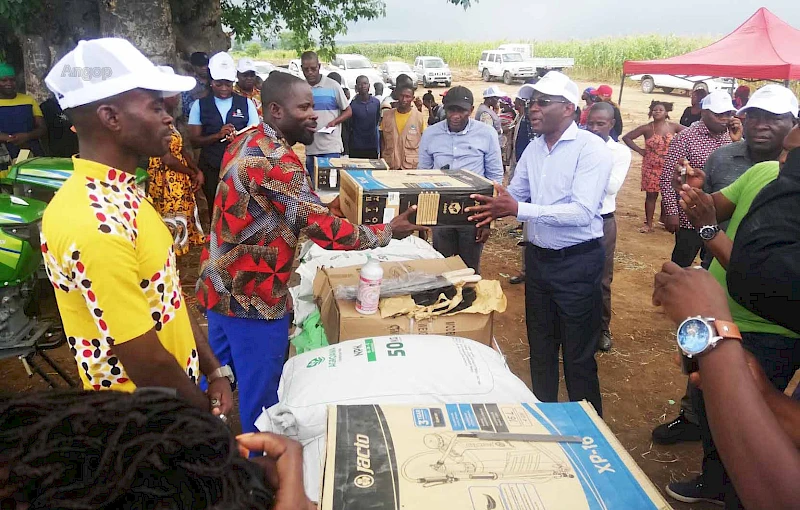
[598,331,613,352]
[665,477,724,506]
[509,274,525,285]
[652,411,702,444]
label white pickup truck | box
[479,45,574,84]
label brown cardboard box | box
[314,156,389,192]
[338,169,495,226]
[312,256,494,345]
[321,403,673,510]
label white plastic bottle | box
[355,257,383,315]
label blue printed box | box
[321,402,672,509]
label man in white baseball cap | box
[475,85,504,135]
[40,37,233,417]
[188,51,259,216]
[234,57,262,117]
[467,69,612,417]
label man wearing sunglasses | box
[466,71,612,417]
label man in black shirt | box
[727,125,800,334]
[39,95,79,157]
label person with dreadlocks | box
[622,100,684,233]
[40,38,233,416]
[0,389,314,509]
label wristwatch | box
[676,316,742,358]
[209,365,236,390]
[698,224,720,241]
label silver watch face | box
[699,225,718,241]
[678,318,713,356]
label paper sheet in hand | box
[317,126,336,134]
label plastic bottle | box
[355,257,383,315]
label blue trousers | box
[207,310,290,433]
[305,153,341,187]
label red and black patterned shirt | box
[197,123,393,320]
[660,121,731,229]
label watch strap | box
[210,365,235,384]
[713,320,742,341]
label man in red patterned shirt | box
[196,71,426,433]
[659,91,740,267]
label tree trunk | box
[2,0,229,100]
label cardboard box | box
[314,157,389,192]
[339,169,495,226]
[313,257,494,346]
[320,402,673,510]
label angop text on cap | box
[60,64,113,81]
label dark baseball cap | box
[442,86,473,110]
[190,52,209,67]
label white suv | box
[413,56,452,87]
[479,50,535,84]
[329,54,384,93]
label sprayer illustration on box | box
[401,432,574,488]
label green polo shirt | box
[708,161,799,338]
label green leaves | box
[220,0,475,56]
[0,0,42,30]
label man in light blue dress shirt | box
[419,86,503,273]
[467,71,612,416]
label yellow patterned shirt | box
[40,157,199,391]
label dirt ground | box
[0,73,719,509]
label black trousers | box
[199,159,221,220]
[694,331,800,508]
[348,148,379,160]
[671,227,704,267]
[525,240,604,417]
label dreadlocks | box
[0,389,275,509]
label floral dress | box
[641,128,674,193]
[147,127,205,256]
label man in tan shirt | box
[380,83,426,169]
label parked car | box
[252,60,276,81]
[379,61,417,86]
[629,74,738,95]
[413,56,452,87]
[479,47,574,83]
[328,54,384,93]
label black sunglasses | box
[531,97,570,108]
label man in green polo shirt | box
[671,104,800,507]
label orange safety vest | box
[381,108,425,169]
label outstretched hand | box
[465,184,518,228]
[652,262,731,324]
[679,185,716,228]
[390,205,431,239]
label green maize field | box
[241,35,717,82]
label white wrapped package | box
[255,335,537,500]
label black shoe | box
[509,274,525,285]
[665,477,724,506]
[652,411,702,444]
[598,331,613,352]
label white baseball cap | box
[44,38,196,110]
[208,52,237,82]
[737,84,798,119]
[532,71,580,106]
[237,57,257,74]
[483,85,503,98]
[701,91,736,114]
[516,84,536,101]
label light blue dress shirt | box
[509,122,613,250]
[418,118,504,183]
[188,96,260,127]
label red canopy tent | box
[620,8,800,101]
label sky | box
[341,0,800,42]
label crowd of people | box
[1,36,799,510]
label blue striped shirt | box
[509,122,613,250]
